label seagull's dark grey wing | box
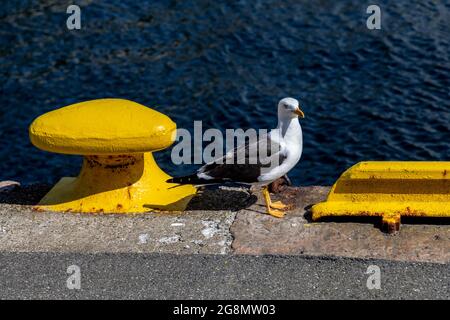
[197,132,287,183]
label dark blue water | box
[1,0,449,186]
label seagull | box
[168,97,304,218]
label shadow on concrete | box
[186,186,258,211]
[0,184,51,205]
[0,183,258,213]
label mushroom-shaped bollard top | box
[30,99,176,154]
[29,99,196,213]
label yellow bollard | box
[29,98,197,213]
[311,161,450,232]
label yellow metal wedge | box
[311,161,450,232]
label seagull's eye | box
[284,104,289,109]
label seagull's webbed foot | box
[270,201,289,210]
[267,207,285,218]
[262,186,286,218]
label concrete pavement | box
[0,253,448,300]
[0,182,448,299]
[0,184,448,263]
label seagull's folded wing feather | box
[197,131,287,183]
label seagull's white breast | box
[257,118,303,184]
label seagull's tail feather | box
[167,174,223,185]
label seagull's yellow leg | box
[262,186,285,218]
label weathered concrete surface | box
[0,205,235,255]
[231,186,450,263]
[1,183,448,300]
[0,185,242,255]
[0,183,449,264]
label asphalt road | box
[0,253,448,300]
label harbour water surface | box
[1,0,449,186]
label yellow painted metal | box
[311,161,450,231]
[29,99,196,213]
[29,99,177,155]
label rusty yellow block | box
[311,161,450,232]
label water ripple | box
[1,0,449,186]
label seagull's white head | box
[278,97,305,119]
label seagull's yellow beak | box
[294,107,305,118]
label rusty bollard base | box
[311,161,450,233]
[37,153,196,213]
[29,99,197,213]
